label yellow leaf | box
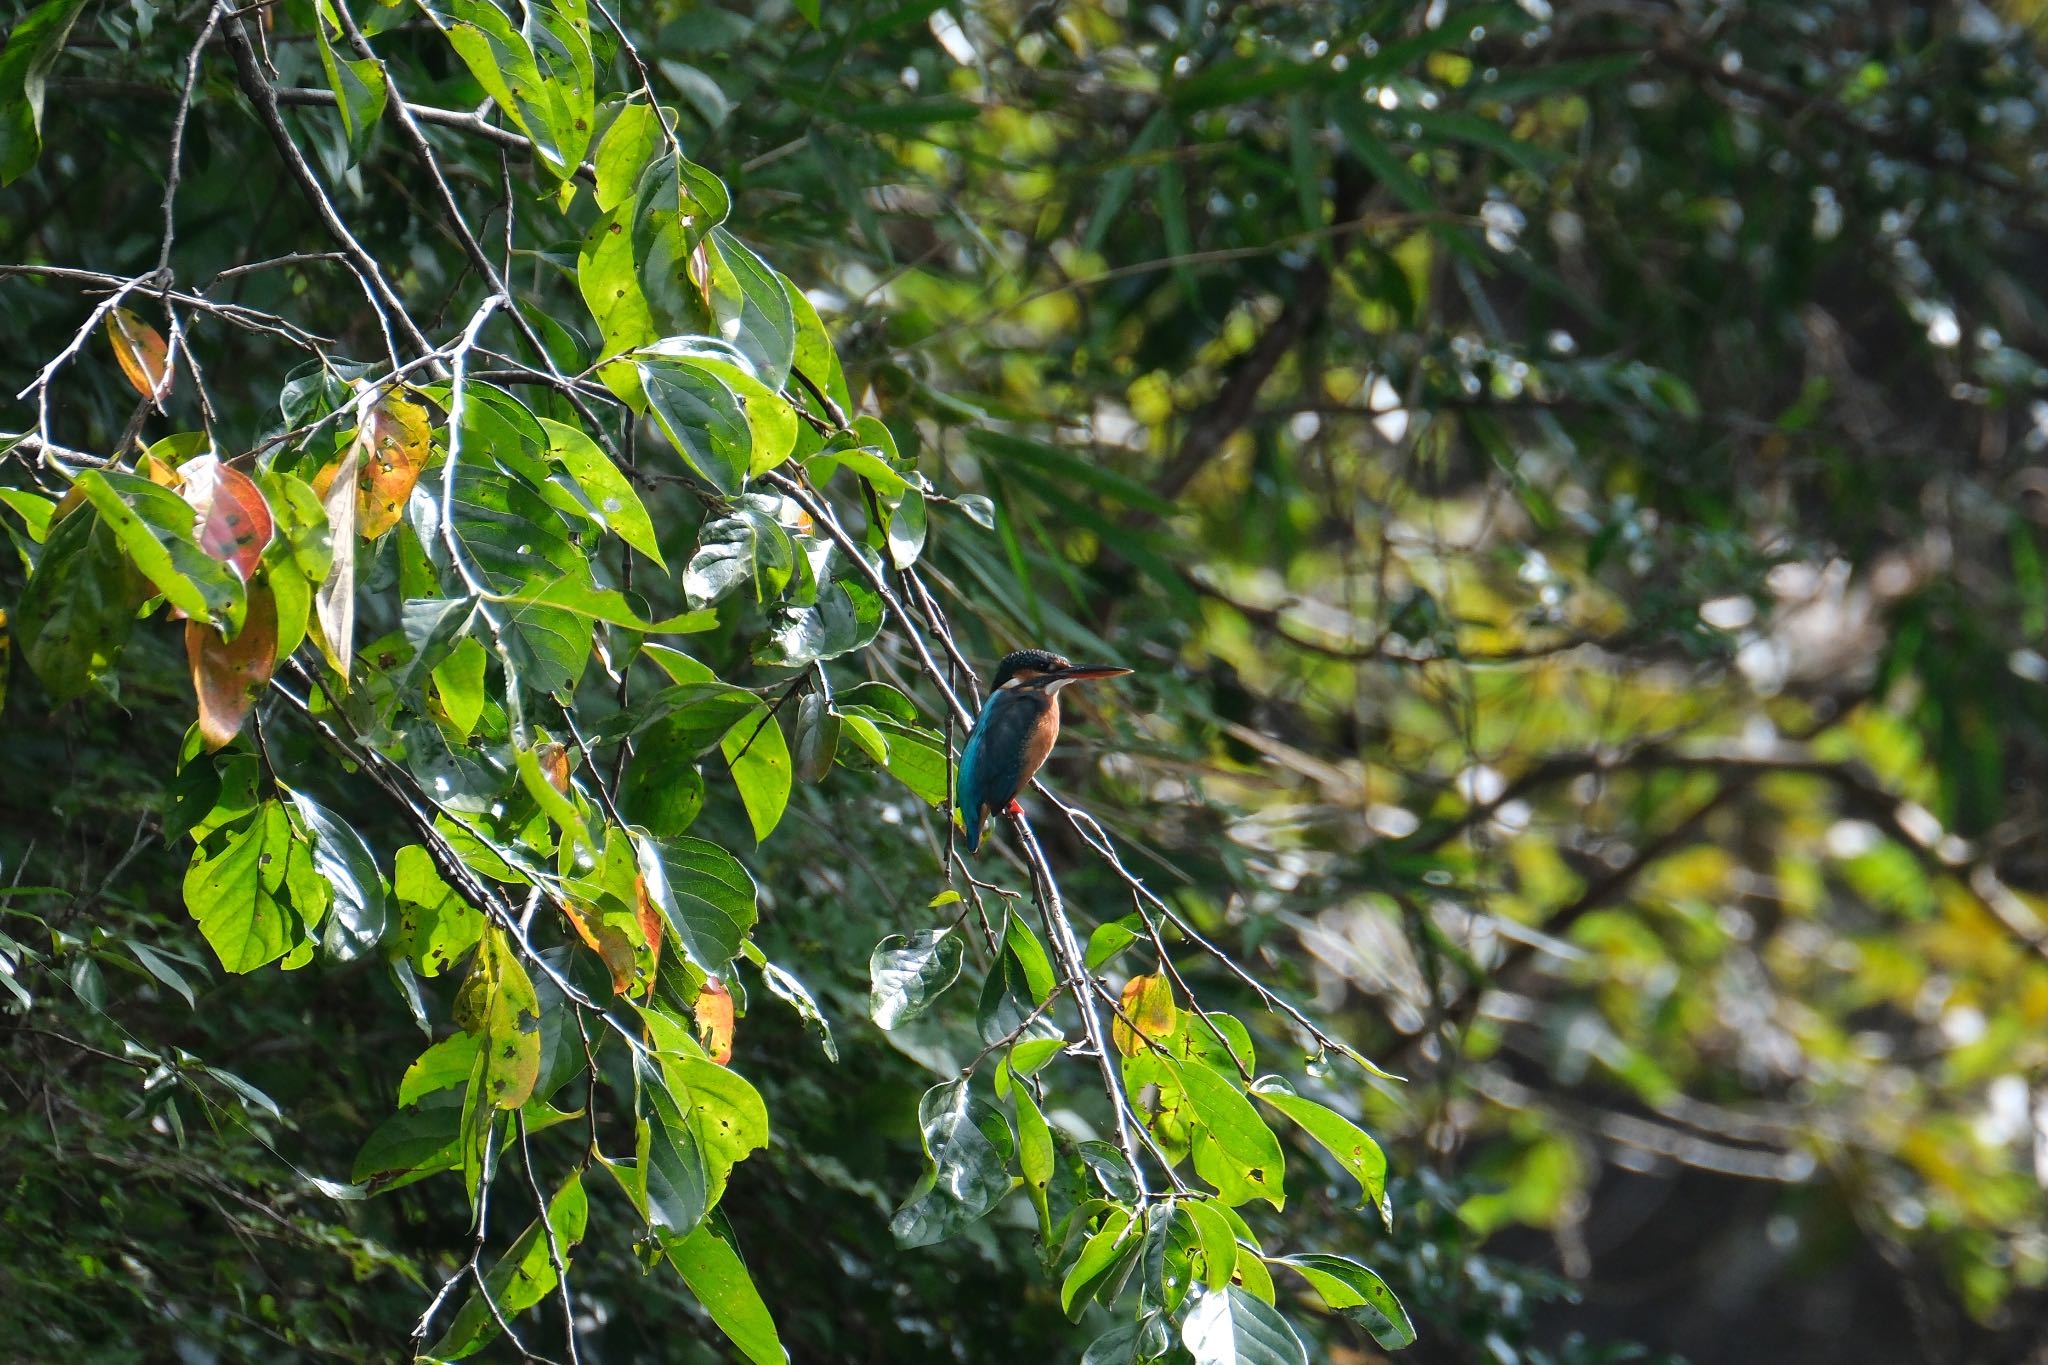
[106,308,170,405]
[694,977,735,1065]
[1112,972,1177,1057]
[310,444,359,680]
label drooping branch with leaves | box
[0,2,1416,1361]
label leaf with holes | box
[1179,1058,1286,1209]
[453,925,541,1111]
[695,978,735,1063]
[179,455,274,584]
[182,801,312,973]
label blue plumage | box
[953,649,1131,853]
[955,689,1046,851]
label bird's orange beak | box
[1054,664,1132,682]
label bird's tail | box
[958,801,984,852]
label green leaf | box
[753,953,838,1062]
[455,925,542,1111]
[399,1032,482,1107]
[890,1079,1015,1248]
[1274,1254,1416,1350]
[1178,1059,1286,1209]
[285,786,388,962]
[393,844,485,977]
[756,541,885,669]
[640,356,753,496]
[14,504,136,701]
[75,469,244,628]
[684,497,795,607]
[868,927,965,1029]
[433,636,489,739]
[1085,917,1143,971]
[182,802,310,973]
[541,416,666,567]
[446,0,593,183]
[706,229,797,389]
[594,99,662,213]
[496,575,715,634]
[669,1051,770,1204]
[631,152,732,336]
[838,709,949,806]
[1013,1081,1054,1191]
[1250,1078,1389,1226]
[1061,1206,1135,1317]
[722,703,792,841]
[1181,1285,1309,1365]
[667,1214,789,1364]
[792,691,839,783]
[782,272,850,417]
[126,942,197,1008]
[0,0,89,185]
[636,833,760,974]
[433,1171,589,1359]
[1009,1037,1066,1075]
[887,487,927,569]
[313,16,387,166]
[630,1055,711,1233]
[1182,1199,1239,1290]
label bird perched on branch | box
[955,649,1131,852]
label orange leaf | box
[634,873,664,985]
[560,898,644,997]
[694,978,734,1065]
[534,740,571,794]
[1112,972,1177,1058]
[187,584,279,750]
[106,308,171,405]
[179,455,275,582]
[353,388,432,539]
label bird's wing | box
[955,693,1043,850]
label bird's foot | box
[1005,799,1024,816]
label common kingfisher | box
[955,649,1131,852]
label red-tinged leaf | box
[311,444,358,680]
[695,977,735,1065]
[179,455,274,582]
[1113,971,1177,1057]
[186,583,279,750]
[106,308,170,405]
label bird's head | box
[989,649,1132,694]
